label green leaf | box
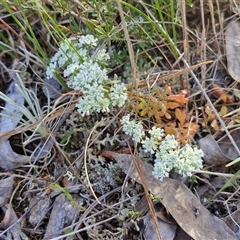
[219,106,228,117]
[69,17,81,32]
[60,131,73,144]
[233,89,240,99]
[226,157,240,167]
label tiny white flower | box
[159,135,178,152]
[121,115,144,142]
[76,97,93,116]
[174,144,203,177]
[67,36,78,42]
[120,114,130,125]
[59,41,71,53]
[64,63,80,77]
[95,97,110,113]
[110,83,128,107]
[79,34,98,47]
[149,126,165,140]
[132,128,144,142]
[94,49,110,63]
[46,62,57,79]
[142,137,157,154]
[152,161,170,181]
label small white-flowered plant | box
[120,115,145,142]
[121,115,204,180]
[46,35,128,115]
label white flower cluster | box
[120,115,145,142]
[120,115,204,180]
[46,35,128,115]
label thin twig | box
[116,0,137,90]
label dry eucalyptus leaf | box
[222,208,240,233]
[218,129,240,161]
[108,152,237,240]
[0,177,14,206]
[226,19,240,82]
[198,135,231,165]
[28,196,51,226]
[0,205,29,239]
[196,176,226,200]
[6,225,29,240]
[43,194,84,240]
[0,78,30,169]
[0,204,18,229]
[143,212,177,240]
[199,130,240,165]
[0,140,30,170]
[0,79,24,136]
[174,226,192,240]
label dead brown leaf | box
[226,19,240,82]
[0,204,18,229]
[0,78,30,170]
[43,194,84,240]
[0,176,14,207]
[28,196,52,226]
[222,208,240,233]
[199,130,240,165]
[0,139,30,170]
[143,212,178,240]
[198,135,231,165]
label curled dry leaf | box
[108,152,237,240]
[0,78,30,169]
[0,176,14,206]
[0,78,24,135]
[0,204,18,230]
[217,129,240,161]
[198,135,231,165]
[0,140,30,170]
[5,223,29,240]
[222,209,240,233]
[0,204,29,239]
[196,177,226,200]
[199,130,240,165]
[226,19,240,82]
[43,194,84,240]
[0,180,14,236]
[143,212,178,240]
[28,196,52,226]
[0,176,28,239]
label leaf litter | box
[106,151,238,240]
[1,2,240,240]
